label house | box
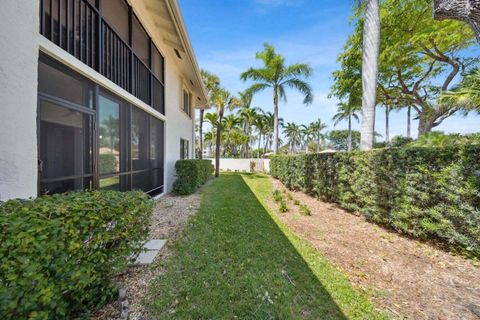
[0,0,207,201]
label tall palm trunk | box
[199,109,205,159]
[273,88,280,154]
[360,0,381,151]
[215,114,223,178]
[347,116,353,151]
[385,105,390,143]
[407,106,411,138]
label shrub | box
[279,200,289,213]
[293,199,300,206]
[286,193,293,201]
[299,205,311,216]
[0,191,155,319]
[172,160,214,195]
[270,145,480,257]
[273,190,283,203]
[250,161,256,173]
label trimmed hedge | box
[0,191,155,319]
[172,160,214,195]
[270,145,480,257]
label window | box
[180,139,189,160]
[151,45,164,82]
[182,89,191,117]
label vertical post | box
[66,0,70,52]
[58,0,62,46]
[40,0,45,34]
[73,0,76,57]
[50,0,54,41]
[128,6,133,94]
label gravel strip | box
[91,191,202,320]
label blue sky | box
[179,0,479,140]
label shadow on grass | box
[146,173,382,319]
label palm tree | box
[237,103,260,158]
[332,103,360,151]
[241,44,313,154]
[301,125,314,153]
[211,88,241,177]
[309,119,328,153]
[283,122,303,154]
[440,67,480,111]
[200,70,220,159]
[359,0,381,150]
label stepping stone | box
[144,239,167,250]
[130,239,167,266]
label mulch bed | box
[269,178,480,320]
[91,192,202,320]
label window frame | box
[180,83,193,118]
[180,138,189,160]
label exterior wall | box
[209,159,271,173]
[164,69,195,192]
[0,1,199,200]
[0,1,39,201]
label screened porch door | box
[38,97,94,195]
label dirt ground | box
[270,178,480,320]
[92,192,202,320]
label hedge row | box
[172,160,214,195]
[270,145,480,257]
[0,191,155,319]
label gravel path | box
[92,191,202,320]
[270,178,480,320]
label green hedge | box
[270,145,480,257]
[0,191,155,319]
[172,160,214,195]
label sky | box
[179,0,480,140]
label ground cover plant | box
[145,173,387,319]
[270,145,480,257]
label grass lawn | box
[145,173,388,319]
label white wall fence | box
[208,159,271,173]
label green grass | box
[145,173,388,319]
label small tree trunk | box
[215,115,223,178]
[418,115,436,135]
[199,109,204,159]
[360,0,380,150]
[385,105,390,143]
[433,0,480,42]
[273,89,280,154]
[347,116,353,151]
[407,106,411,138]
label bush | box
[0,191,155,319]
[172,160,214,195]
[270,145,480,257]
[99,153,118,174]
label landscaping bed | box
[269,177,480,320]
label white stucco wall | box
[164,66,196,192]
[0,1,39,201]
[210,159,271,173]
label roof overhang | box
[141,0,208,108]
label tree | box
[433,0,480,42]
[241,44,313,154]
[200,70,220,159]
[333,0,476,136]
[328,130,361,151]
[309,119,328,153]
[237,94,260,158]
[211,88,241,177]
[332,103,360,151]
[283,122,303,154]
[360,0,381,150]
